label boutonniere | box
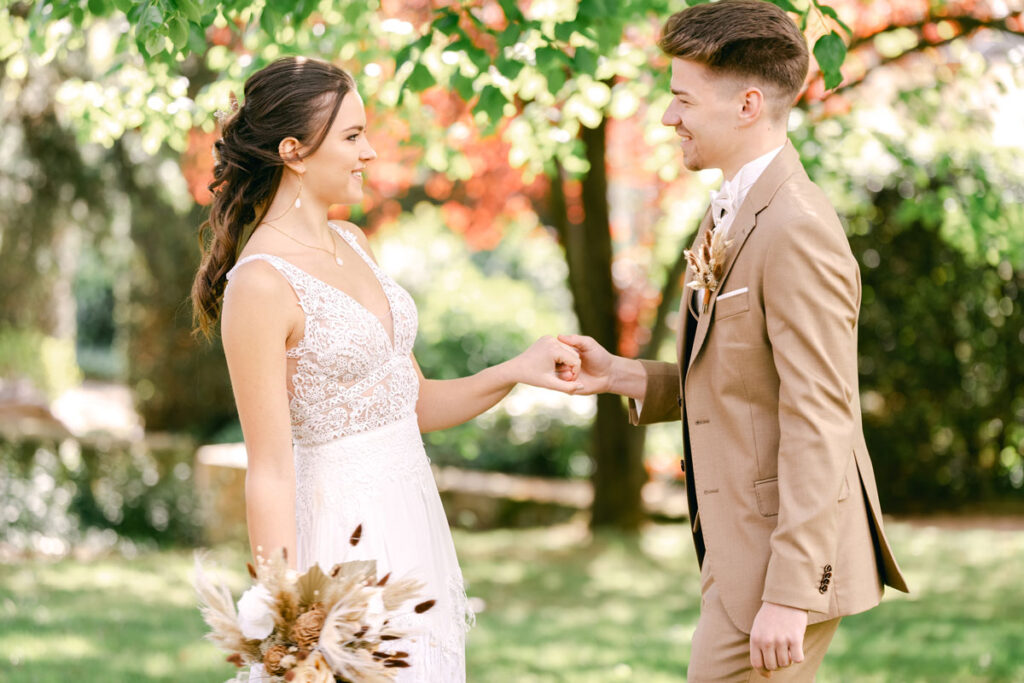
[684,227,733,314]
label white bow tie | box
[709,184,737,228]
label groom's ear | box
[737,87,766,127]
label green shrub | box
[0,432,202,550]
[0,326,81,399]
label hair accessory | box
[214,90,241,123]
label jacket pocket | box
[714,288,750,320]
[754,476,779,517]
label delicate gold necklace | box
[261,221,343,266]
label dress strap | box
[329,222,378,271]
[226,253,313,311]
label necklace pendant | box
[335,257,344,266]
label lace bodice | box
[226,223,419,446]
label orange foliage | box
[182,127,218,206]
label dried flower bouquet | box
[194,525,434,682]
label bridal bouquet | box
[194,525,434,682]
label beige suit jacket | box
[631,141,908,633]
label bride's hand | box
[511,336,583,393]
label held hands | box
[511,336,584,393]
[749,601,808,678]
[556,335,615,395]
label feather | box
[193,553,261,661]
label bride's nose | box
[361,140,377,162]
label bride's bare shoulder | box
[222,257,296,324]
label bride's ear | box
[278,136,305,174]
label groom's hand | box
[556,335,614,395]
[749,601,807,678]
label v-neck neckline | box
[256,226,398,351]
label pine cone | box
[290,604,326,649]
[263,644,290,675]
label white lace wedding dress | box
[227,223,472,681]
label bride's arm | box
[413,336,582,433]
[338,223,582,432]
[221,263,299,568]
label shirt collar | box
[719,144,784,209]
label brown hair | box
[191,57,355,338]
[659,0,809,117]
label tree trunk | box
[550,118,647,531]
[114,142,235,435]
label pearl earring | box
[294,173,303,209]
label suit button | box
[677,396,683,407]
[824,571,832,579]
[824,564,832,572]
[819,585,828,594]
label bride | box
[190,57,582,681]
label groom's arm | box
[627,360,682,426]
[557,335,682,425]
[760,208,861,614]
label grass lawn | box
[1,520,1022,682]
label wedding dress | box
[227,223,473,681]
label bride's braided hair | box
[191,57,355,338]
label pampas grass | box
[193,526,434,682]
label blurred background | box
[1,0,1022,681]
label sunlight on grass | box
[1,521,1022,681]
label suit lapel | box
[686,141,804,372]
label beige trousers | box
[687,559,840,682]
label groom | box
[561,1,908,680]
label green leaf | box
[178,0,202,24]
[573,46,597,76]
[87,0,108,15]
[186,22,207,55]
[143,30,166,57]
[260,6,277,40]
[554,22,576,43]
[452,72,476,101]
[476,84,507,123]
[112,0,134,13]
[292,0,318,26]
[405,62,436,92]
[395,34,431,69]
[434,8,459,32]
[498,24,521,50]
[169,15,189,50]
[495,55,524,80]
[813,31,847,90]
[814,2,852,36]
[769,0,799,12]
[465,45,492,73]
[497,0,525,23]
[535,46,566,70]
[578,0,612,18]
[543,63,567,94]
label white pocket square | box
[717,287,748,301]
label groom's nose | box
[662,102,680,127]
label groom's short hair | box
[659,0,809,118]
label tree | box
[12,0,1023,527]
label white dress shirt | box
[710,144,784,235]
